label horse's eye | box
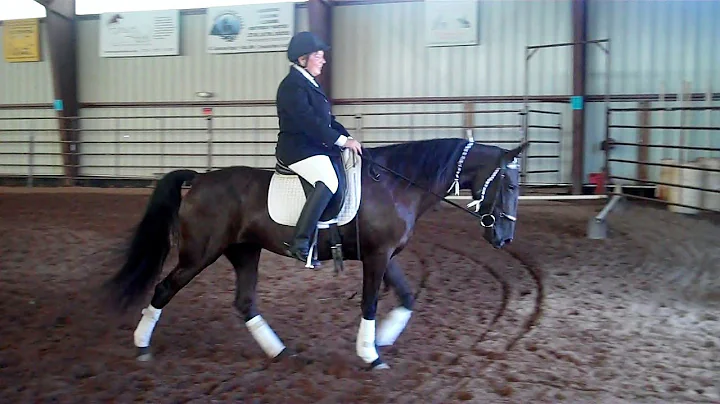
[508,184,517,190]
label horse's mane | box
[366,137,489,190]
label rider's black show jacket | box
[275,66,350,166]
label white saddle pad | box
[268,149,362,228]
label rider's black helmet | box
[287,31,329,63]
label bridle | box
[466,166,502,228]
[465,157,519,228]
[360,140,517,228]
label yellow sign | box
[3,18,41,62]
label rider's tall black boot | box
[284,181,334,265]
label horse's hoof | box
[368,358,390,371]
[136,347,152,362]
[272,348,313,367]
[273,348,295,362]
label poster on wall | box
[3,18,41,62]
[425,0,479,47]
[206,2,295,54]
[99,9,180,57]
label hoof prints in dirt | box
[403,220,544,402]
[1,192,719,403]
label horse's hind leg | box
[376,257,414,347]
[225,243,286,360]
[133,239,222,361]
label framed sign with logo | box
[206,2,295,54]
[99,9,180,57]
[3,18,41,63]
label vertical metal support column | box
[571,0,588,195]
[603,39,612,196]
[308,0,333,100]
[522,46,531,185]
[37,0,80,183]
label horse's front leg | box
[376,257,414,347]
[357,252,390,370]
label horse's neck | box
[414,178,455,219]
[366,141,463,219]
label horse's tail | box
[103,169,197,311]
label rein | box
[358,145,501,226]
[349,141,507,263]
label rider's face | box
[303,51,325,77]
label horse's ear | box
[505,141,529,160]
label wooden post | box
[463,102,474,138]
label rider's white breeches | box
[289,155,339,194]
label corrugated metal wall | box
[2,1,717,185]
[72,1,574,183]
[75,6,308,177]
[0,21,62,176]
[585,0,720,183]
[333,0,572,98]
[331,0,574,185]
[78,7,308,103]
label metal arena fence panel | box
[603,89,720,215]
[0,103,564,189]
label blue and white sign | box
[99,9,180,57]
[206,3,295,54]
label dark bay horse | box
[104,137,527,370]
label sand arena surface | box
[0,187,718,403]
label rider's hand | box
[345,138,363,155]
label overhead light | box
[196,91,214,98]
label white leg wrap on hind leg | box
[356,318,379,363]
[376,307,412,347]
[134,305,162,348]
[245,315,285,358]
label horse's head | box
[467,141,528,249]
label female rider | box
[275,31,363,265]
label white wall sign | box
[425,0,479,47]
[99,9,180,57]
[206,2,295,54]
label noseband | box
[466,157,519,228]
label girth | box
[275,162,296,176]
